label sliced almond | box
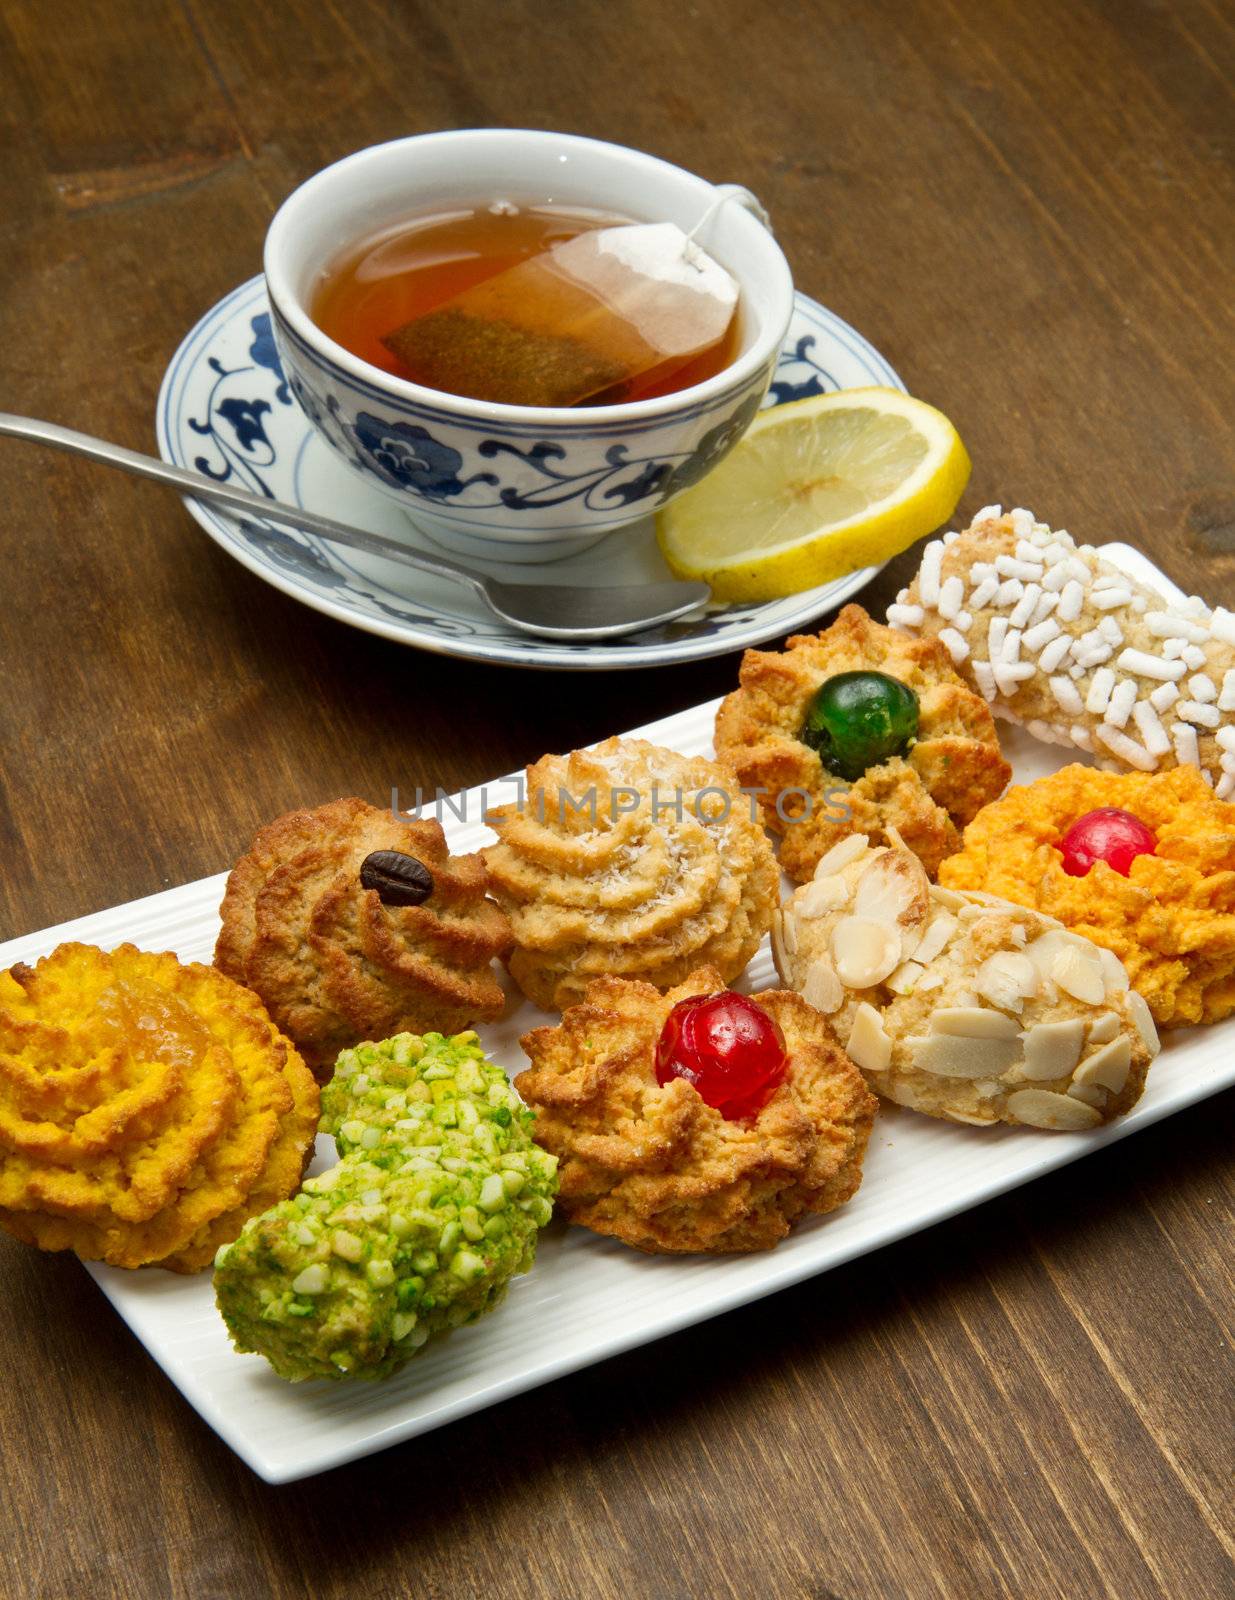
[1067,1082,1107,1109]
[853,848,931,950]
[1007,1087,1103,1131]
[932,1007,1021,1040]
[1051,943,1106,1006]
[974,951,1040,1012]
[910,1033,1020,1078]
[797,876,849,919]
[948,1110,999,1126]
[1097,946,1130,993]
[776,906,798,958]
[812,833,870,878]
[1074,1036,1131,1094]
[1086,1013,1120,1045]
[1021,1018,1085,1080]
[916,970,944,992]
[931,886,971,912]
[1126,989,1160,1057]
[974,1079,1003,1098]
[802,956,844,1015]
[846,1001,893,1073]
[914,910,958,965]
[886,959,924,996]
[831,916,900,989]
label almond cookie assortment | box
[939,764,1235,1028]
[890,506,1235,794]
[216,798,511,1079]
[773,836,1159,1130]
[482,737,779,1011]
[714,604,1010,882]
[0,943,319,1271]
[515,965,876,1252]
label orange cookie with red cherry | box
[939,763,1235,1027]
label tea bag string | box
[686,184,773,245]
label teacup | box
[263,129,794,562]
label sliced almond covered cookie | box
[772,833,1159,1131]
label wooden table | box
[1,2,1232,1595]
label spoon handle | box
[0,412,490,601]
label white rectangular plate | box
[3,545,1229,1484]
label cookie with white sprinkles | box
[890,507,1235,798]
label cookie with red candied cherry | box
[515,965,876,1254]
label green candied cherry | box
[801,670,920,781]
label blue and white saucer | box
[156,277,904,670]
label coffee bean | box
[359,851,434,907]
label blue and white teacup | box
[263,129,794,562]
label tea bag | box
[381,220,739,407]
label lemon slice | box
[656,387,971,601]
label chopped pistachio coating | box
[213,1031,558,1381]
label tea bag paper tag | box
[546,222,739,357]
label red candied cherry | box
[655,992,788,1120]
[1058,807,1157,878]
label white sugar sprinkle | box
[971,660,997,701]
[996,578,1025,607]
[974,504,1003,523]
[1049,676,1083,714]
[1023,617,1062,653]
[1188,673,1217,703]
[1009,585,1042,629]
[1038,635,1073,672]
[1149,681,1181,713]
[1042,564,1070,593]
[1117,648,1186,682]
[919,542,943,607]
[1105,679,1138,729]
[1132,700,1171,756]
[1216,726,1235,755]
[943,531,959,546]
[1070,724,1094,750]
[1030,589,1060,624]
[954,610,973,633]
[1015,537,1041,562]
[1182,644,1207,669]
[1177,699,1220,728]
[938,627,969,664]
[1094,588,1134,609]
[1098,617,1124,644]
[1085,667,1117,715]
[1172,722,1200,767]
[1163,639,1186,659]
[1095,726,1157,771]
[1219,670,1235,712]
[1057,581,1084,622]
[969,577,999,610]
[988,617,1009,658]
[938,575,965,620]
[1000,629,1023,664]
[969,561,997,584]
[994,661,1035,696]
[1144,611,1209,643]
[887,604,924,629]
[1217,772,1235,800]
[1210,607,1235,647]
[995,555,1044,582]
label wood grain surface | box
[1,1,1232,1596]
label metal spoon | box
[0,413,712,641]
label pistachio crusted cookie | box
[515,966,876,1253]
[714,605,1010,883]
[482,738,779,1011]
[216,798,511,1078]
[774,835,1159,1131]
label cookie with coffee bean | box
[216,798,511,1078]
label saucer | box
[156,277,905,670]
